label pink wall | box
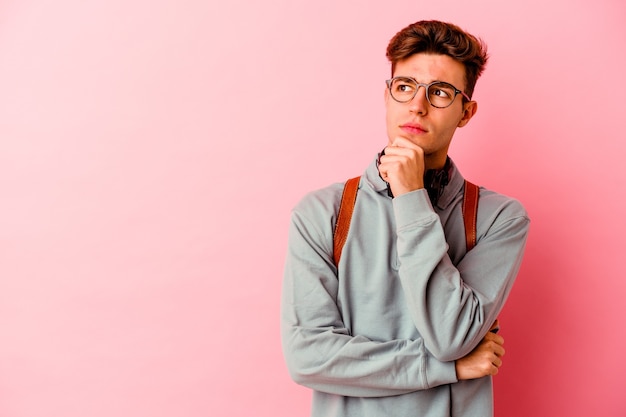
[1,1,624,416]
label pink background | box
[1,1,624,416]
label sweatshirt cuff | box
[424,355,458,388]
[392,189,437,230]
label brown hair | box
[386,20,488,99]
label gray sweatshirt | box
[281,156,530,417]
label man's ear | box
[458,101,478,128]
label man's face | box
[384,53,477,169]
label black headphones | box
[424,157,450,206]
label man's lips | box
[400,123,427,134]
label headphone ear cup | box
[377,148,394,198]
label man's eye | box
[432,88,451,98]
[396,83,414,93]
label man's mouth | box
[400,123,427,134]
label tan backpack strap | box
[333,176,360,266]
[462,180,479,252]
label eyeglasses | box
[385,76,470,108]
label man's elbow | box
[283,349,321,387]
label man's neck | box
[423,154,448,171]
[424,157,451,206]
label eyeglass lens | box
[389,77,459,108]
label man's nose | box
[409,85,429,114]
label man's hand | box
[378,137,425,197]
[455,321,505,380]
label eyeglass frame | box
[385,76,471,108]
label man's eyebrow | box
[393,75,416,82]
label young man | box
[281,20,530,417]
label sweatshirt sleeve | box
[281,205,458,398]
[393,188,530,362]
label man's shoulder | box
[476,186,529,223]
[292,180,347,218]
